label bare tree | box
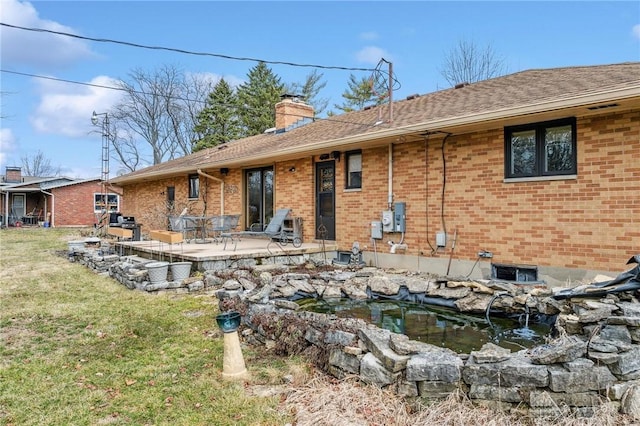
[109,64,212,170]
[111,128,143,175]
[20,150,61,177]
[182,72,216,150]
[439,39,507,86]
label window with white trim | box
[94,193,119,212]
[505,118,576,179]
[345,150,362,189]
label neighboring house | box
[110,62,640,282]
[0,167,123,227]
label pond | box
[297,298,554,354]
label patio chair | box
[221,208,293,251]
[208,214,240,242]
[168,215,197,242]
[22,208,43,226]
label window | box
[94,193,119,212]
[166,186,175,209]
[345,150,362,189]
[188,174,200,199]
[505,118,576,179]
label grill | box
[109,214,141,241]
[120,216,136,227]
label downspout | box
[3,190,7,228]
[41,189,54,227]
[387,143,407,253]
[388,144,393,210]
[197,169,224,215]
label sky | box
[1,0,639,179]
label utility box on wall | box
[394,202,406,232]
[371,221,383,239]
[382,210,394,232]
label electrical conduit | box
[197,169,224,215]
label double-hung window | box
[188,174,200,199]
[505,118,576,179]
[94,193,119,212]
[345,150,362,189]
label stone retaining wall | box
[71,248,640,420]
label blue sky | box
[1,0,639,179]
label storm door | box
[245,167,273,230]
[12,194,25,223]
[315,161,335,240]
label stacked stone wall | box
[70,247,640,419]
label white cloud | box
[359,31,379,41]
[31,75,123,138]
[355,46,393,65]
[0,128,17,168]
[0,0,96,69]
[633,24,640,40]
[62,165,101,180]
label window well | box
[491,263,541,284]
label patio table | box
[182,215,215,243]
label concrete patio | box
[111,236,339,271]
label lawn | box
[0,228,300,425]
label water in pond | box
[298,298,553,354]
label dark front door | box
[315,161,335,240]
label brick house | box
[0,167,123,227]
[110,62,640,283]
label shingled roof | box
[111,62,640,184]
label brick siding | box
[121,110,639,272]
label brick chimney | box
[5,166,22,183]
[275,94,314,131]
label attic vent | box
[454,82,469,89]
[263,127,277,134]
[406,94,420,100]
[586,103,619,110]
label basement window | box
[188,174,200,199]
[491,262,541,284]
[345,150,362,189]
[505,117,576,179]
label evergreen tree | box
[192,78,240,152]
[286,69,328,116]
[333,74,382,113]
[236,62,285,136]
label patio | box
[111,236,339,271]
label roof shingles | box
[113,62,640,184]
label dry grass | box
[281,373,633,426]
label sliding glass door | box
[245,167,273,230]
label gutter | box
[197,169,224,215]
